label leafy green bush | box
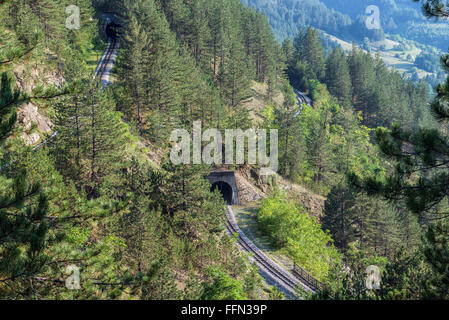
[257,191,342,281]
[201,267,248,300]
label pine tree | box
[294,27,326,81]
[0,71,50,299]
[116,0,184,143]
[350,4,449,298]
[325,47,352,107]
[219,35,252,108]
[0,73,18,143]
[305,99,335,185]
[274,82,301,178]
[348,46,375,106]
[422,222,449,299]
[115,11,151,134]
[323,183,359,251]
[158,161,225,241]
[208,0,226,81]
[190,0,212,70]
[53,79,126,196]
[113,157,168,298]
[282,38,294,67]
[1,2,41,66]
[380,247,429,300]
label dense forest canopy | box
[244,0,449,50]
[1,0,449,302]
[0,0,283,299]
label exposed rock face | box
[12,54,63,146]
[284,184,326,219]
[234,166,326,218]
[17,102,53,145]
[235,167,265,203]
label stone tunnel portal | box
[206,171,239,205]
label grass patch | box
[84,39,107,74]
[232,203,296,271]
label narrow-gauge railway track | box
[226,220,299,293]
[27,37,119,154]
[94,37,119,86]
[225,206,316,296]
[294,89,312,107]
[294,88,312,118]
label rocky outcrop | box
[17,102,53,145]
[12,55,63,146]
[234,166,326,218]
[235,167,265,203]
[284,183,326,218]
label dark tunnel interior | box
[211,181,233,205]
[106,22,121,39]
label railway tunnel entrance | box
[211,181,233,205]
[105,21,121,39]
[100,13,122,40]
[206,171,239,205]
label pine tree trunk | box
[91,94,97,187]
[134,67,142,134]
[213,37,217,80]
[75,100,81,167]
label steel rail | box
[225,205,317,296]
[226,220,299,293]
[96,38,117,81]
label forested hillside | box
[1,0,449,301]
[241,0,352,41]
[0,0,282,299]
[283,28,432,130]
[244,0,449,50]
[321,0,449,49]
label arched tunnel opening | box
[105,21,121,39]
[211,181,233,205]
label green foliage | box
[7,0,444,302]
[330,243,388,300]
[347,1,449,300]
[257,191,342,281]
[285,26,432,131]
[380,247,429,300]
[294,28,326,82]
[274,82,302,179]
[0,72,18,144]
[267,286,285,300]
[115,0,283,143]
[0,62,50,299]
[0,0,271,300]
[422,221,449,299]
[201,266,248,300]
[0,170,49,299]
[275,81,378,194]
[287,28,326,89]
[53,79,128,196]
[323,182,422,258]
[325,47,352,107]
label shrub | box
[258,191,342,281]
